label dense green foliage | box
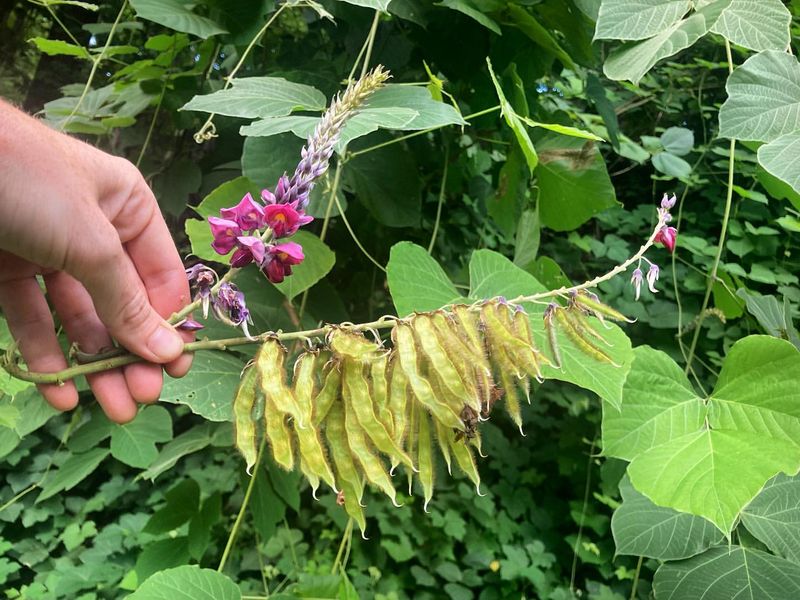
[2,1,800,598]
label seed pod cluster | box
[231,295,625,533]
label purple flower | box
[647,264,660,293]
[220,193,266,231]
[264,202,313,238]
[213,283,253,338]
[208,217,242,255]
[186,263,216,318]
[631,268,643,301]
[660,193,676,210]
[230,236,267,268]
[654,226,678,253]
[177,318,204,331]
[262,242,304,283]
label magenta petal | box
[271,241,304,264]
[220,193,265,231]
[237,236,266,263]
[263,258,285,283]
[261,188,276,205]
[208,216,241,254]
[177,318,204,331]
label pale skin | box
[0,100,193,423]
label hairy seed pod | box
[233,365,260,474]
[293,350,319,427]
[416,408,435,511]
[433,418,452,475]
[387,354,409,446]
[293,418,336,494]
[370,353,394,434]
[264,396,295,470]
[482,303,545,382]
[572,291,634,323]
[256,339,304,426]
[543,304,563,369]
[328,328,384,362]
[313,362,342,427]
[404,397,417,495]
[343,390,399,505]
[446,428,482,496]
[392,323,464,431]
[498,368,524,435]
[564,307,613,348]
[554,307,618,365]
[412,313,481,415]
[325,401,363,504]
[299,456,321,498]
[342,359,414,470]
[339,478,367,536]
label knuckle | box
[116,291,155,333]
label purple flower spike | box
[647,264,660,293]
[208,216,242,255]
[631,268,643,301]
[220,193,265,231]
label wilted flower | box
[654,225,678,253]
[647,263,659,293]
[220,193,266,232]
[185,263,216,318]
[213,283,253,338]
[262,242,305,283]
[630,268,643,301]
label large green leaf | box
[742,473,800,564]
[505,4,576,69]
[758,132,800,195]
[612,475,723,560]
[138,423,219,481]
[487,58,538,173]
[605,336,800,534]
[110,406,173,469]
[595,0,691,41]
[181,77,326,119]
[652,546,800,600]
[128,565,240,600]
[437,0,501,35]
[37,448,110,502]
[386,242,462,317]
[29,37,90,58]
[603,2,724,84]
[271,230,335,300]
[160,352,244,422]
[536,135,619,231]
[339,0,391,10]
[719,50,800,143]
[710,0,791,52]
[129,0,227,38]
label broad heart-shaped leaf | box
[487,58,537,173]
[128,565,240,600]
[758,132,800,195]
[110,406,173,469]
[603,2,724,84]
[742,473,800,564]
[605,336,800,534]
[271,230,335,300]
[595,0,691,41]
[181,77,326,119]
[386,242,462,317]
[652,546,800,600]
[536,134,619,231]
[160,352,244,422]
[468,250,633,408]
[129,0,227,38]
[37,448,110,502]
[710,0,791,52]
[719,51,800,143]
[612,475,723,560]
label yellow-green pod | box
[450,304,486,360]
[564,307,613,348]
[433,418,452,476]
[299,455,321,499]
[256,339,304,427]
[429,312,486,415]
[342,391,399,505]
[572,291,634,323]
[328,328,384,362]
[233,365,260,474]
[392,323,464,431]
[387,355,409,448]
[482,303,543,381]
[554,307,618,366]
[370,353,394,434]
[342,360,414,470]
[292,350,319,426]
[264,395,294,470]
[470,428,486,458]
[313,362,341,427]
[293,417,336,494]
[404,397,417,495]
[447,429,482,496]
[416,409,435,512]
[338,478,367,537]
[325,401,363,504]
[543,304,563,369]
[498,368,524,435]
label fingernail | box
[147,324,184,361]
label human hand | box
[0,101,193,422]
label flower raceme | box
[629,194,677,300]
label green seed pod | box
[256,339,304,427]
[369,353,394,434]
[292,350,319,426]
[482,303,545,382]
[386,354,409,446]
[338,478,367,537]
[450,305,485,357]
[498,367,524,435]
[554,306,618,366]
[313,362,342,427]
[232,365,260,474]
[342,390,400,505]
[264,396,295,471]
[392,323,464,431]
[293,418,336,494]
[416,408,435,512]
[564,306,613,348]
[342,360,414,470]
[433,418,452,476]
[543,304,563,370]
[325,401,363,504]
[404,398,417,495]
[572,291,634,323]
[447,428,482,496]
[328,328,384,362]
[299,456,321,498]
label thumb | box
[71,241,185,363]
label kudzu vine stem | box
[3,215,665,384]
